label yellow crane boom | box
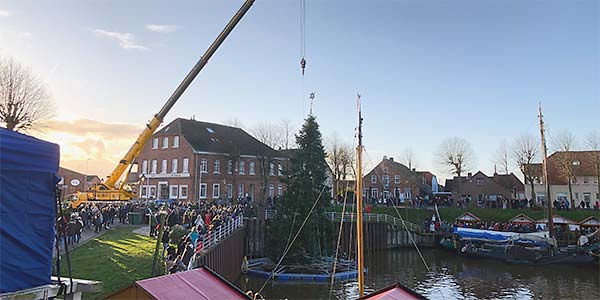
[73,0,256,207]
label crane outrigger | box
[72,0,256,207]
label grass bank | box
[54,227,160,299]
[335,205,600,224]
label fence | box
[325,212,424,233]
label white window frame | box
[278,164,283,176]
[170,185,179,199]
[269,184,274,198]
[277,184,283,196]
[200,158,208,173]
[239,161,246,175]
[149,186,157,198]
[152,138,158,149]
[228,160,233,174]
[270,163,275,176]
[394,175,400,184]
[171,158,178,174]
[212,183,220,199]
[249,161,255,175]
[214,160,221,174]
[142,160,148,174]
[371,188,378,198]
[227,184,233,199]
[179,185,188,199]
[162,137,169,149]
[161,159,167,174]
[173,136,179,148]
[182,158,189,173]
[141,186,148,198]
[151,160,157,174]
[371,175,377,184]
[383,190,390,199]
[382,175,389,186]
[239,184,244,197]
[199,183,207,199]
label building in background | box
[136,118,287,204]
[57,167,100,197]
[524,151,600,207]
[444,171,525,208]
[362,156,421,204]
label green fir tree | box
[266,115,332,263]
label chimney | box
[412,168,416,172]
[389,157,394,162]
[383,155,388,160]
[467,172,472,179]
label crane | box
[72,0,256,207]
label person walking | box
[161,227,171,258]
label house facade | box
[362,156,421,204]
[524,151,600,207]
[57,167,101,197]
[445,171,525,208]
[136,118,287,204]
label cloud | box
[0,10,12,17]
[46,119,143,139]
[145,24,179,33]
[92,29,148,51]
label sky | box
[1,0,598,181]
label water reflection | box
[238,249,600,299]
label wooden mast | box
[538,102,555,239]
[355,93,365,297]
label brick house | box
[444,171,525,208]
[57,167,101,196]
[362,156,421,204]
[524,151,600,207]
[136,118,287,204]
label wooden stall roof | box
[536,216,576,225]
[508,214,535,224]
[456,212,481,222]
[579,216,600,227]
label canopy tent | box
[455,212,481,223]
[0,128,60,293]
[536,216,577,225]
[579,216,600,227]
[105,266,251,300]
[454,227,552,245]
[508,214,535,225]
[358,283,427,300]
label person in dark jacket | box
[161,227,170,258]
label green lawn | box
[54,227,160,300]
[335,205,600,224]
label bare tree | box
[222,117,244,129]
[493,140,510,174]
[513,133,539,205]
[437,137,475,204]
[437,137,474,178]
[0,57,55,131]
[326,134,354,200]
[280,119,295,150]
[400,147,416,170]
[586,131,600,204]
[552,130,578,207]
[251,121,284,150]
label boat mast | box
[355,93,365,297]
[538,102,555,239]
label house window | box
[249,161,255,175]
[583,193,591,203]
[383,190,389,199]
[228,160,233,174]
[173,136,179,148]
[162,137,168,149]
[152,138,158,149]
[476,178,484,186]
[179,185,188,199]
[404,188,412,200]
[171,158,178,173]
[226,184,233,199]
[151,160,157,174]
[212,183,220,198]
[583,177,589,184]
[199,183,207,199]
[141,186,147,198]
[149,186,156,198]
[363,189,369,197]
[371,175,377,184]
[269,184,275,198]
[239,161,246,175]
[182,158,189,173]
[371,188,378,199]
[200,159,207,173]
[170,185,178,199]
[270,163,275,176]
[142,160,148,174]
[394,175,400,184]
[239,184,244,197]
[278,164,283,176]
[382,175,389,186]
[214,160,221,174]
[575,192,579,199]
[161,159,167,173]
[277,184,283,196]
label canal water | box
[238,248,600,299]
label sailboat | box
[354,94,427,299]
[446,104,599,266]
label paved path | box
[52,222,130,257]
[132,225,151,237]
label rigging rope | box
[257,184,327,295]
[300,0,307,75]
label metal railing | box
[195,215,244,255]
[325,212,423,233]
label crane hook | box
[300,57,306,76]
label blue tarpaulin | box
[0,128,60,293]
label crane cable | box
[300,0,307,76]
